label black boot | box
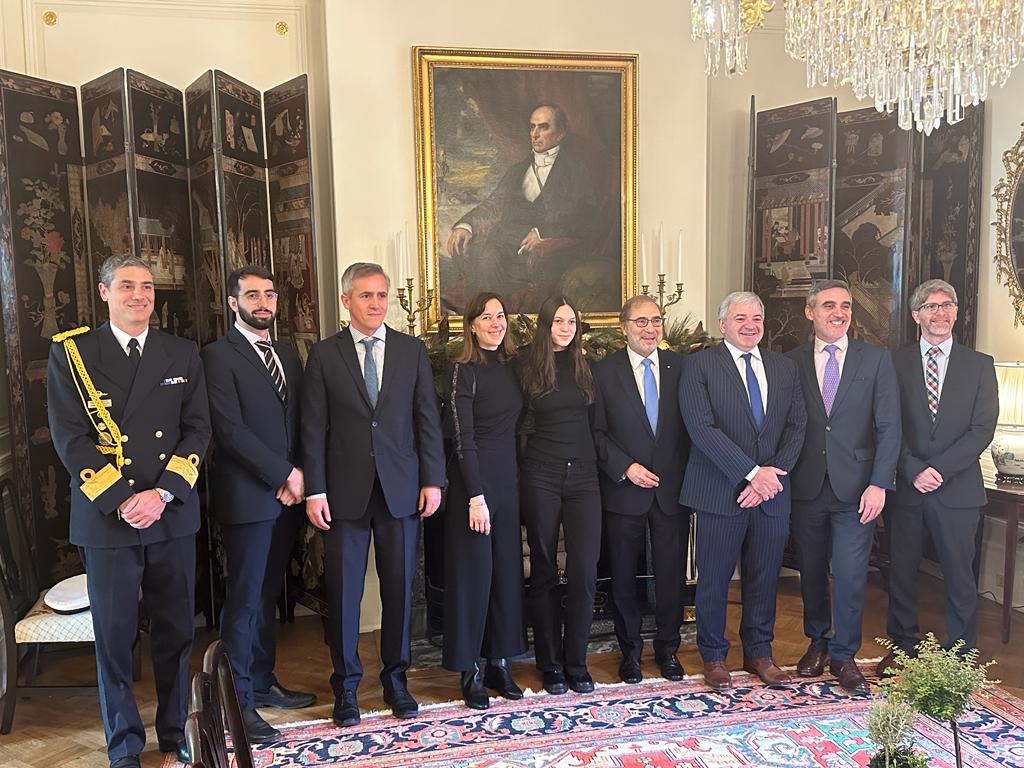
[483,658,524,700]
[461,663,489,709]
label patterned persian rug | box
[182,670,1024,767]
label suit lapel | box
[655,354,678,438]
[229,327,283,403]
[933,342,963,433]
[337,327,374,411]
[714,343,758,430]
[762,351,781,431]
[905,345,934,428]
[375,326,398,411]
[123,330,173,421]
[799,344,826,420]
[615,351,654,439]
[830,339,864,414]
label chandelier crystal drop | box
[691,0,772,77]
[784,0,1024,134]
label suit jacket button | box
[155,430,163,438]
[372,421,378,427]
[159,453,166,461]
[825,426,831,431]
[821,450,826,455]
[370,451,374,457]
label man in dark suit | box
[47,255,211,768]
[201,266,315,743]
[445,103,598,310]
[679,291,806,691]
[593,296,690,684]
[786,279,901,694]
[303,262,445,726]
[877,279,998,675]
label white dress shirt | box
[522,144,560,202]
[234,322,285,375]
[919,335,954,398]
[626,346,660,405]
[109,323,149,356]
[813,334,849,393]
[349,323,387,394]
[723,340,768,482]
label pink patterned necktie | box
[821,343,840,416]
[926,346,941,420]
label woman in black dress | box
[442,292,527,709]
[519,295,602,695]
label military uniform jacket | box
[47,322,212,548]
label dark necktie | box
[742,352,765,429]
[361,337,379,408]
[127,338,141,371]
[255,339,287,399]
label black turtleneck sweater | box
[524,349,596,463]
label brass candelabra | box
[396,277,435,336]
[640,274,685,316]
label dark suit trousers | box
[792,478,875,660]
[885,496,980,653]
[442,469,527,671]
[323,476,419,695]
[521,459,602,676]
[219,509,300,709]
[605,500,687,662]
[695,508,788,662]
[81,536,195,761]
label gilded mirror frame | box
[993,121,1024,326]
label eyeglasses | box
[241,289,279,302]
[624,316,663,328]
[918,301,957,313]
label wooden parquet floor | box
[2,572,1022,767]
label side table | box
[983,481,1023,644]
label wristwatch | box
[154,487,174,503]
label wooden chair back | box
[202,640,255,768]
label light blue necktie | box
[821,343,839,416]
[641,358,658,432]
[742,352,765,429]
[361,337,379,408]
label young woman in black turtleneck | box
[518,294,602,695]
[442,292,527,709]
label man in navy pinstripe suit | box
[679,291,806,691]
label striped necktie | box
[255,339,286,399]
[926,346,941,420]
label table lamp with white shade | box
[991,361,1024,483]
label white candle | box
[640,234,648,286]
[677,229,684,282]
[396,230,405,278]
[658,222,665,275]
[404,221,411,273]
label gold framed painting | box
[413,46,637,330]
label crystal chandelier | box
[691,0,1024,134]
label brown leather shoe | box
[829,658,871,694]
[702,661,732,691]
[875,650,903,678]
[742,656,792,686]
[796,643,829,677]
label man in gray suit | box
[878,279,998,675]
[787,279,901,694]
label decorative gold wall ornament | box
[275,20,288,36]
[992,121,1024,327]
[740,0,773,33]
[42,10,58,26]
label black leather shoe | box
[333,689,361,727]
[830,658,871,695]
[567,670,595,694]
[253,681,316,709]
[656,654,684,682]
[796,642,829,677]
[384,686,419,719]
[542,669,568,695]
[618,658,642,684]
[110,757,141,768]
[157,735,189,764]
[461,664,490,709]
[483,658,523,700]
[243,708,282,743]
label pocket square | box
[160,376,188,386]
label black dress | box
[520,349,602,676]
[442,350,527,671]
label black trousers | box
[323,476,419,696]
[520,458,601,676]
[605,499,687,663]
[81,535,195,762]
[791,477,875,660]
[219,508,300,709]
[442,466,526,671]
[885,496,981,653]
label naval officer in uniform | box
[47,254,211,768]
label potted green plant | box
[866,698,930,768]
[875,633,997,768]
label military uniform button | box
[159,453,166,461]
[155,430,163,438]
[123,458,132,466]
[121,435,128,443]
[128,479,135,486]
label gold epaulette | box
[52,326,90,343]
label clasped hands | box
[737,466,788,509]
[276,467,305,506]
[913,466,944,494]
[306,485,442,531]
[119,490,166,529]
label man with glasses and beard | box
[201,266,314,742]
